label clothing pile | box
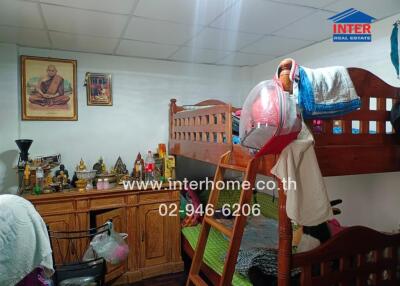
[0,195,54,285]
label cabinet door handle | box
[141,230,145,242]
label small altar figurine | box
[132,153,144,181]
[23,164,31,190]
[45,174,53,187]
[77,158,87,171]
[55,164,69,179]
[101,159,107,174]
[165,155,176,180]
[56,171,68,190]
[24,164,30,180]
[114,156,128,175]
[93,157,107,174]
[113,156,129,184]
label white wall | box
[0,44,252,194]
[251,14,400,232]
[0,43,19,194]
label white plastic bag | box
[89,223,129,265]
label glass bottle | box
[144,151,155,182]
[34,166,44,195]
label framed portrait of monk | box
[85,72,112,106]
[20,56,77,120]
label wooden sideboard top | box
[23,182,178,202]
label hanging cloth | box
[390,21,400,79]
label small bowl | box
[76,170,97,181]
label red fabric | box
[255,131,300,157]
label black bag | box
[391,101,400,134]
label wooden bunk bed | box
[169,66,400,286]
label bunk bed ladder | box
[187,151,260,286]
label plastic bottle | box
[34,166,44,195]
[103,178,110,190]
[144,151,155,182]
[97,179,104,190]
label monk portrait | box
[29,64,70,106]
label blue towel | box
[391,22,399,78]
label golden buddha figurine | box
[45,174,53,186]
[77,158,87,171]
[100,158,107,174]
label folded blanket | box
[0,195,54,285]
[296,66,360,118]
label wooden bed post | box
[277,178,292,286]
[169,98,177,143]
[277,59,294,286]
[278,58,294,94]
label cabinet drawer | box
[90,196,125,209]
[138,192,172,204]
[35,201,74,215]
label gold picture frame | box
[21,55,78,121]
[85,72,112,106]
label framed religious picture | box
[20,55,77,121]
[85,72,112,106]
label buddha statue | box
[93,157,107,175]
[77,158,87,171]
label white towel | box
[271,123,333,226]
[0,195,54,285]
[295,66,360,118]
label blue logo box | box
[333,34,371,42]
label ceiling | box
[0,0,399,67]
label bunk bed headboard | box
[306,68,400,176]
[169,99,238,165]
[169,99,233,144]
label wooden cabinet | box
[139,203,169,268]
[41,213,76,265]
[24,187,183,285]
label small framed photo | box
[21,55,78,121]
[85,72,112,106]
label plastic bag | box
[89,224,129,265]
[239,79,302,156]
